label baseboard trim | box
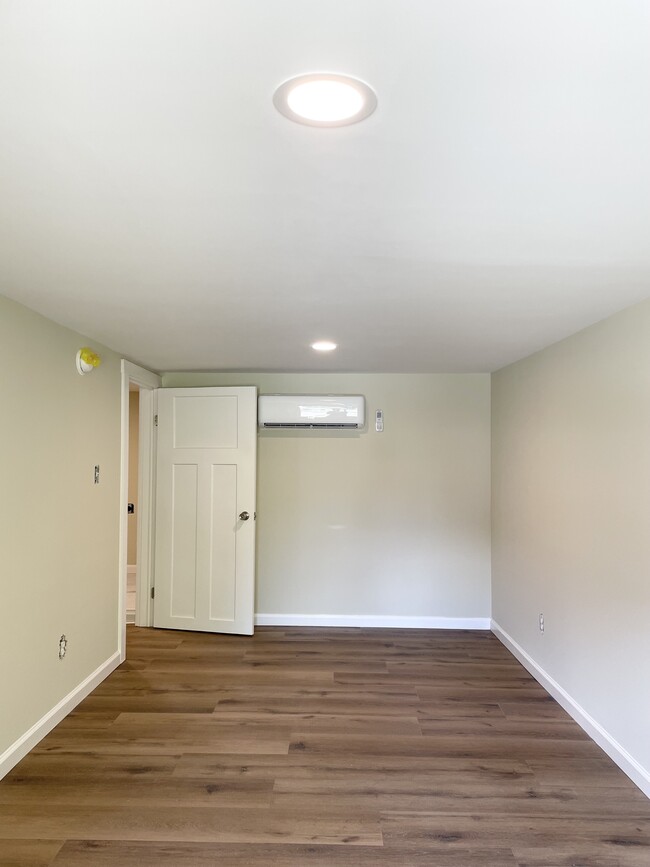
[0,651,121,781]
[491,620,650,800]
[255,614,491,629]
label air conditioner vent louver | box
[263,422,356,429]
[258,395,365,430]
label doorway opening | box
[119,360,162,661]
[126,384,140,624]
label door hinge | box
[154,414,158,427]
[151,586,155,599]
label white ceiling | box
[1,1,649,373]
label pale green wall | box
[0,295,122,755]
[492,298,650,779]
[162,372,492,618]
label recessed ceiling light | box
[311,340,338,352]
[274,73,377,127]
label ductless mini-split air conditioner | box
[258,395,365,429]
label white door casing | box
[153,387,257,635]
[119,360,162,661]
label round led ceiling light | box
[273,73,377,127]
[311,340,338,352]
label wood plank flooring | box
[1,626,649,865]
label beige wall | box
[492,299,650,782]
[162,372,492,619]
[0,295,122,757]
[127,390,139,565]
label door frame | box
[118,360,162,661]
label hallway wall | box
[0,295,122,770]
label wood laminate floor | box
[1,626,649,866]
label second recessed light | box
[311,340,338,352]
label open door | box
[153,386,257,635]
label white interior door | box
[153,387,257,635]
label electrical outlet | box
[539,613,545,633]
[58,634,68,659]
[94,465,100,484]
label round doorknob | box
[239,511,250,521]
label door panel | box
[170,463,198,620]
[173,395,239,449]
[154,387,257,634]
[209,463,237,621]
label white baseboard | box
[491,620,650,800]
[0,651,121,781]
[255,614,491,629]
